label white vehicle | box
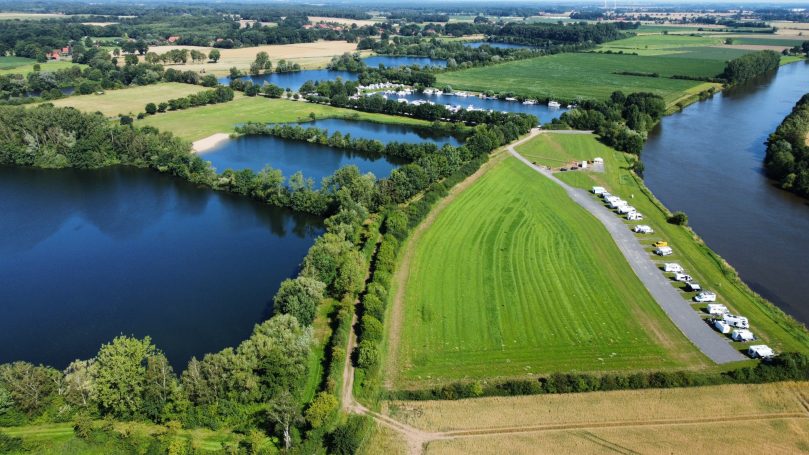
[748,345,775,359]
[674,272,693,282]
[633,225,653,234]
[732,329,755,342]
[627,212,644,221]
[617,205,636,214]
[694,291,717,303]
[600,191,612,199]
[723,314,750,329]
[685,282,702,292]
[591,186,607,195]
[609,199,626,209]
[655,246,673,256]
[707,303,729,315]
[663,263,683,273]
[714,320,732,334]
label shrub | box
[360,316,383,343]
[667,211,688,225]
[305,392,338,429]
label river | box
[642,60,809,324]
[0,166,322,367]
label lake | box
[363,55,446,68]
[464,41,534,49]
[0,166,322,368]
[200,118,461,180]
[642,61,809,324]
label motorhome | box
[685,282,702,292]
[714,320,731,334]
[674,272,693,282]
[654,246,673,256]
[591,186,606,195]
[732,329,755,342]
[748,345,775,359]
[663,263,683,273]
[633,225,653,234]
[723,314,750,329]
[694,291,717,303]
[707,304,729,315]
[627,212,644,221]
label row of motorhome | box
[590,185,776,361]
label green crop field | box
[521,133,809,356]
[0,56,35,70]
[391,156,707,387]
[435,52,719,104]
[731,37,807,46]
[137,96,432,141]
[48,82,209,117]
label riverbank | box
[192,133,231,153]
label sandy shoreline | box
[192,133,230,153]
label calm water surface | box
[363,56,446,68]
[0,166,321,367]
[202,118,460,180]
[219,69,358,90]
[642,61,809,323]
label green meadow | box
[393,155,707,387]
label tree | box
[266,390,299,450]
[63,360,96,408]
[145,103,157,115]
[209,49,221,63]
[305,392,338,429]
[668,211,688,226]
[142,353,178,422]
[273,277,326,326]
[0,362,58,416]
[124,54,139,66]
[93,336,157,418]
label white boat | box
[522,100,536,105]
[396,98,408,103]
[548,100,562,108]
[505,97,517,101]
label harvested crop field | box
[389,156,706,388]
[142,41,359,75]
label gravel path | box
[509,130,745,364]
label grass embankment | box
[137,96,434,142]
[48,82,209,117]
[387,381,809,454]
[390,155,707,388]
[518,133,809,355]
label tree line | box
[721,50,781,84]
[549,90,666,155]
[140,86,234,119]
[764,93,809,198]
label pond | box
[362,55,447,68]
[642,61,809,324]
[464,41,534,49]
[390,92,568,123]
[0,166,322,368]
[218,69,358,91]
[200,118,460,181]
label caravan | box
[633,225,653,234]
[627,212,644,221]
[713,320,732,334]
[694,291,717,302]
[748,345,775,359]
[654,246,673,256]
[663,263,683,273]
[707,303,729,315]
[723,314,750,329]
[732,329,755,342]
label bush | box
[0,432,23,453]
[360,316,383,343]
[667,211,688,225]
[327,415,373,455]
[305,392,338,429]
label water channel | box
[642,60,809,323]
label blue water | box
[219,69,358,91]
[464,41,534,49]
[392,92,567,123]
[202,118,460,181]
[0,166,321,368]
[363,56,447,68]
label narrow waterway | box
[642,61,809,323]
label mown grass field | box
[0,60,83,76]
[137,96,432,141]
[383,381,809,454]
[521,133,809,355]
[0,56,35,70]
[391,156,707,387]
[435,53,718,104]
[48,82,208,117]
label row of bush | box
[389,352,809,401]
[141,86,235,117]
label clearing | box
[136,96,432,142]
[518,133,809,355]
[48,82,208,117]
[389,154,708,388]
[142,41,359,75]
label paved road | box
[509,132,745,364]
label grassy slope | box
[48,83,209,117]
[520,133,809,355]
[435,53,715,104]
[137,96,432,141]
[394,156,707,387]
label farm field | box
[136,96,432,141]
[142,41,359,75]
[0,60,83,76]
[389,155,708,388]
[518,133,809,355]
[0,12,70,20]
[382,381,809,454]
[435,52,718,104]
[48,82,209,117]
